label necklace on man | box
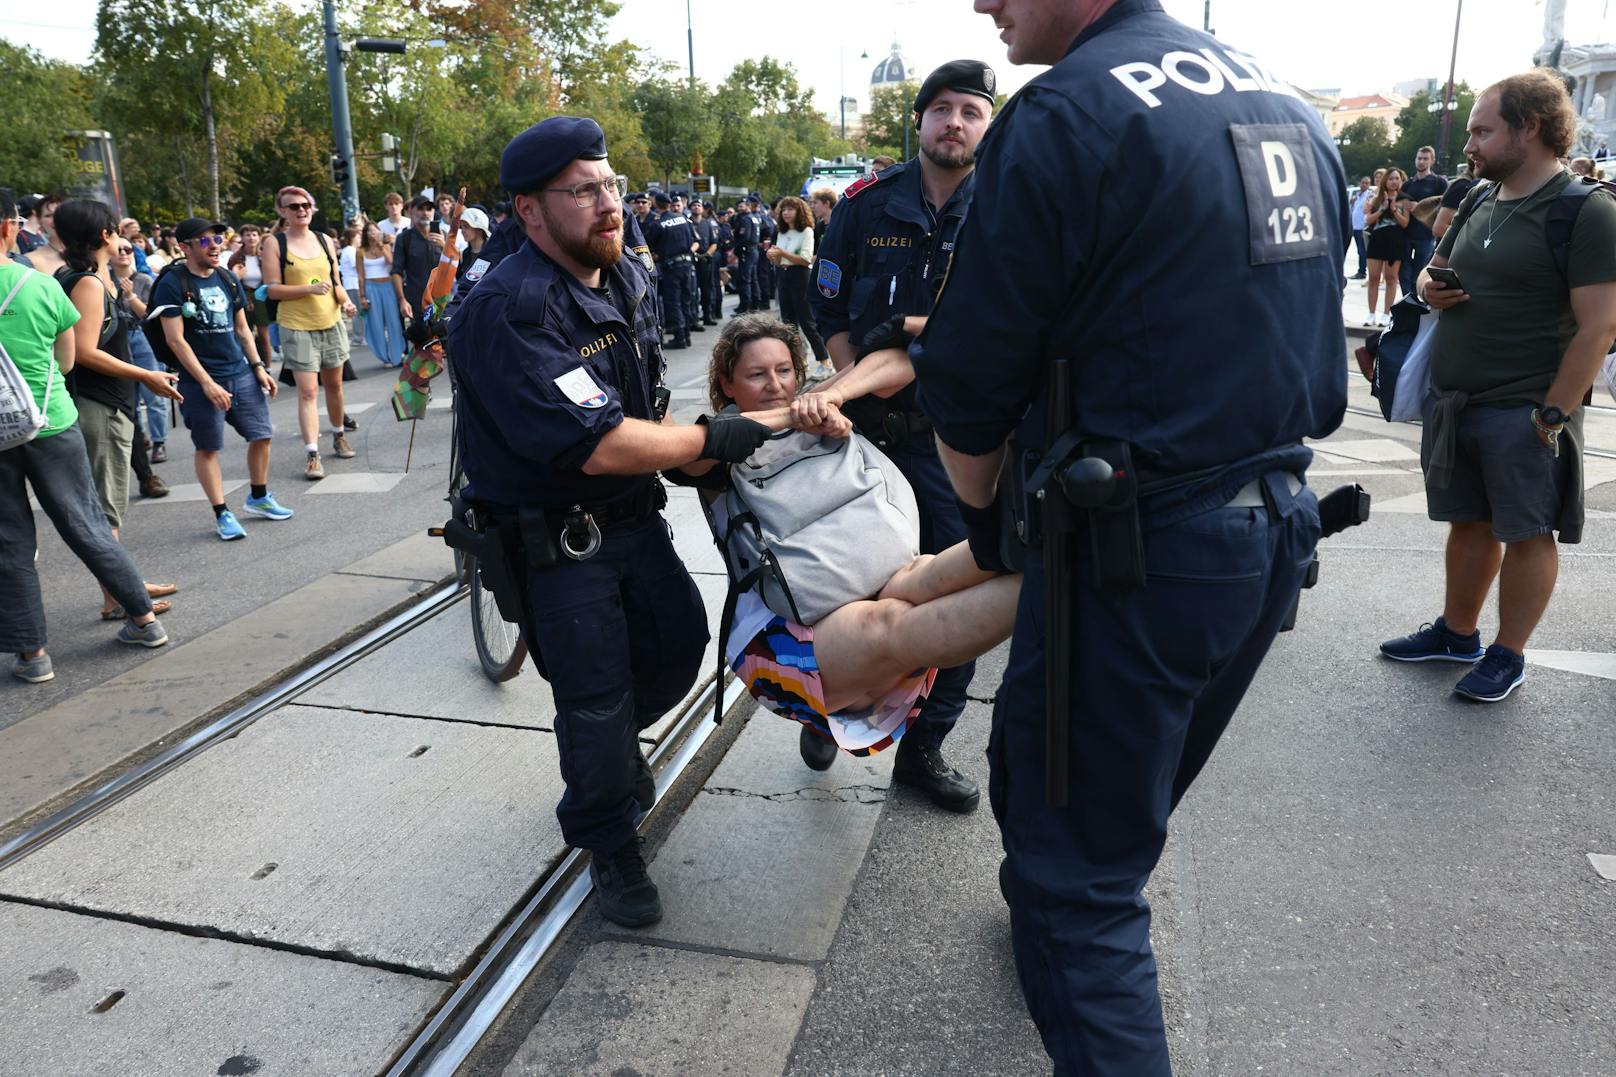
[1483,170,1563,249]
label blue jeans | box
[127,326,169,444]
[1401,236,1437,297]
[992,472,1319,1075]
[0,425,153,651]
[360,282,406,365]
[1351,229,1366,277]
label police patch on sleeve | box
[816,259,842,298]
[555,366,609,409]
[1228,123,1329,266]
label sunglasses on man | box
[186,235,225,248]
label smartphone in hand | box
[1426,266,1465,291]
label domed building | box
[870,39,915,91]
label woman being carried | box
[672,316,1019,756]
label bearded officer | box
[450,116,771,929]
[910,2,1348,1071]
[804,59,998,813]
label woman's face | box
[242,229,260,253]
[782,204,797,227]
[721,338,798,412]
[111,240,133,271]
[1386,171,1403,192]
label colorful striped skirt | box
[732,615,937,756]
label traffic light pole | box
[323,0,361,224]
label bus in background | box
[802,157,873,199]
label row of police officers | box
[447,1,1348,1068]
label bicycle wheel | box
[470,560,527,682]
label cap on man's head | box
[500,115,608,193]
[409,195,434,210]
[652,191,672,207]
[914,59,997,116]
[174,217,225,243]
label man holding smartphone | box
[1381,72,1616,701]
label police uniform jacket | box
[650,211,697,263]
[692,217,719,258]
[758,211,778,245]
[445,213,656,323]
[913,0,1348,519]
[449,237,664,509]
[811,158,976,415]
[732,211,759,249]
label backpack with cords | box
[0,273,57,450]
[703,424,921,721]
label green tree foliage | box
[0,42,97,195]
[1335,116,1396,182]
[1390,85,1477,174]
[632,77,720,186]
[94,0,289,219]
[708,59,849,196]
[856,81,919,160]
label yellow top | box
[275,234,340,331]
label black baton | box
[1043,359,1073,807]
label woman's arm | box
[53,325,76,374]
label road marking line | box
[1529,651,1616,681]
[1309,438,1420,463]
[1588,854,1616,881]
[303,471,409,495]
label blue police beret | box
[500,116,608,193]
[653,191,671,206]
[914,60,997,115]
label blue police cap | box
[652,191,671,207]
[500,116,608,193]
[914,60,997,115]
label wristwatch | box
[249,361,265,370]
[1538,405,1568,427]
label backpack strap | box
[1447,180,1494,242]
[1544,175,1610,284]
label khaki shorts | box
[76,398,134,529]
[280,322,350,373]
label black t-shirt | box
[1401,173,1449,242]
[57,270,136,419]
[1440,177,1477,210]
[150,265,248,382]
[392,227,439,312]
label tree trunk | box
[201,62,221,220]
[174,133,196,217]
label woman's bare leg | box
[812,574,1021,712]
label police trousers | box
[520,515,708,855]
[992,471,1319,1076]
[701,257,723,320]
[735,247,760,310]
[884,436,972,748]
[657,261,697,338]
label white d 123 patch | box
[555,366,609,409]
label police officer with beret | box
[755,194,778,309]
[450,116,772,929]
[805,59,998,813]
[648,191,699,349]
[670,194,705,333]
[910,3,1348,1070]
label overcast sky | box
[5,0,1599,115]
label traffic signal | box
[380,133,398,175]
[331,152,351,187]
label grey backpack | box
[718,429,920,625]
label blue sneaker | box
[243,492,294,521]
[215,509,247,541]
[1454,644,1526,703]
[1379,616,1485,663]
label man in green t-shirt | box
[1378,71,1616,703]
[0,190,169,684]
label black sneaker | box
[798,726,837,772]
[891,739,980,813]
[1379,616,1485,663]
[590,838,662,928]
[1453,643,1527,703]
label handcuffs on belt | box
[559,508,603,560]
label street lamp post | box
[1437,0,1464,173]
[322,0,408,224]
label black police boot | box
[798,726,837,772]
[690,322,706,332]
[891,737,981,813]
[676,334,692,349]
[666,336,689,350]
[704,317,719,326]
[632,749,656,813]
[590,837,662,928]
